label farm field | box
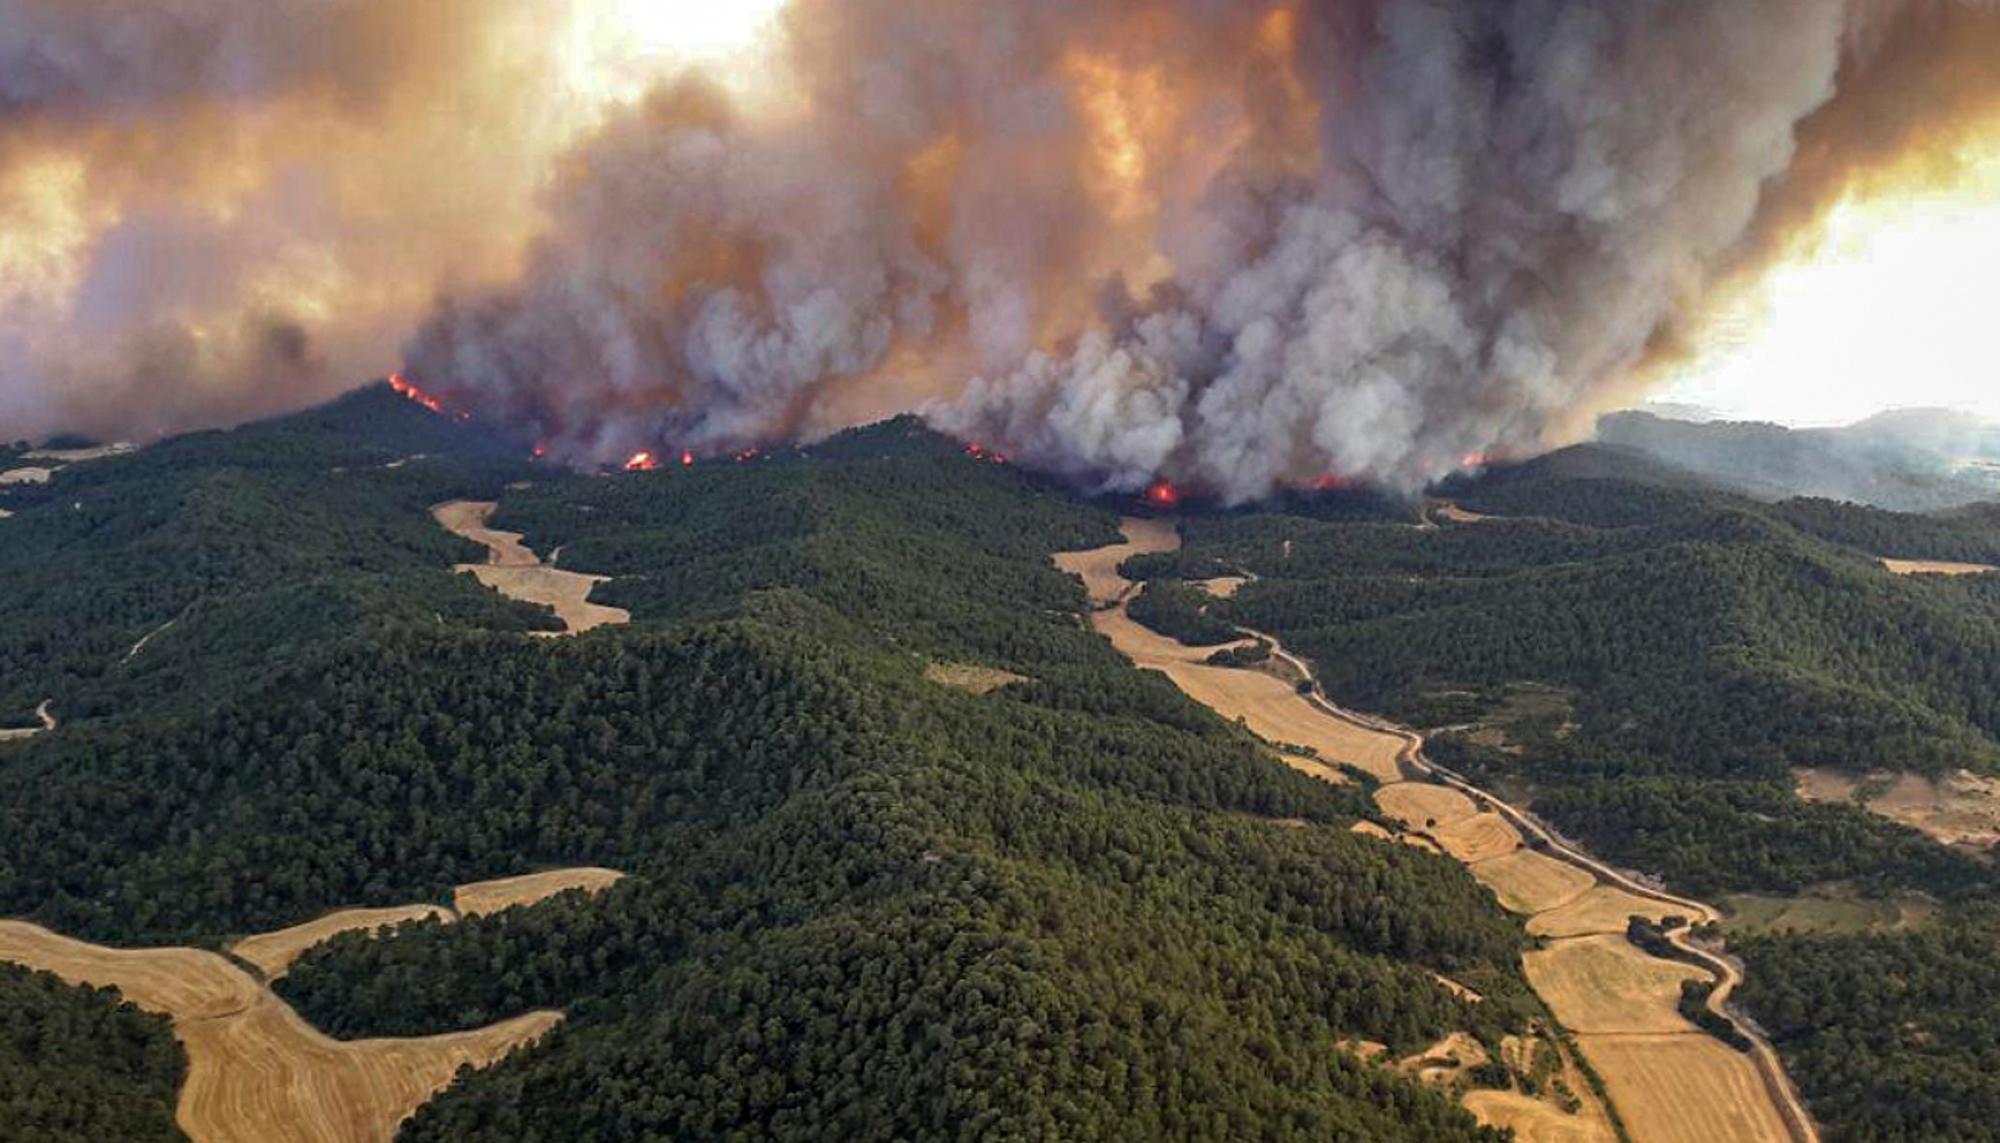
[230,907,453,981]
[433,501,631,635]
[454,868,626,917]
[0,920,556,1143]
[1582,1035,1794,1143]
[0,866,623,1141]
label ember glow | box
[1144,481,1182,510]
[387,373,467,421]
[624,451,660,472]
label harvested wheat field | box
[1054,517,1179,605]
[0,922,262,1018]
[178,1001,558,1143]
[1092,610,1406,780]
[925,662,1030,695]
[454,867,625,917]
[1524,934,1702,1035]
[1375,782,1481,831]
[1350,820,1445,854]
[0,920,557,1143]
[1473,849,1596,915]
[1279,752,1354,785]
[433,501,631,636]
[230,906,452,981]
[1882,558,1998,577]
[1580,1034,1793,1143]
[1464,1090,1617,1143]
[1530,886,1682,939]
[1435,812,1524,864]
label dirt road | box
[1058,519,1818,1143]
[0,700,56,743]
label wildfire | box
[1144,480,1182,509]
[388,372,448,416]
[624,450,660,471]
[1313,473,1356,491]
[964,442,1009,465]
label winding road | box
[1061,518,1818,1143]
[1262,636,1818,1143]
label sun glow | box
[1663,133,2000,425]
[561,0,793,112]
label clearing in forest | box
[924,662,1030,695]
[1195,576,1250,598]
[1881,558,1997,576]
[1794,766,2000,851]
[432,501,630,636]
[0,920,556,1143]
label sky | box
[1655,117,2000,427]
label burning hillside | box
[4,1,2000,503]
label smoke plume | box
[6,2,1999,502]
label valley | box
[1062,518,1813,1143]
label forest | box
[1132,443,2000,1140]
[0,400,1539,1140]
[0,963,186,1143]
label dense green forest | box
[0,400,1540,1140]
[1736,918,2000,1142]
[1140,446,2000,899]
[1133,444,2000,1140]
[0,963,187,1143]
[0,387,555,725]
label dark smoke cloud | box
[6,1,1998,500]
[412,0,2000,501]
[0,0,600,442]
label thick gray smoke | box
[8,1,1997,498]
[407,0,1903,500]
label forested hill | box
[1126,444,2000,1142]
[0,398,1539,1140]
[0,384,556,728]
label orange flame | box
[624,450,660,471]
[1145,480,1182,508]
[387,372,445,415]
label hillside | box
[1128,445,2000,1140]
[0,395,1539,1140]
[1598,410,2000,510]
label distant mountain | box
[1597,409,2000,511]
